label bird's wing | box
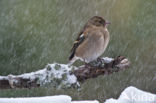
[69,32,86,61]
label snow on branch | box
[0,56,130,89]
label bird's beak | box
[104,21,110,27]
[105,21,111,25]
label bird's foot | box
[97,57,103,64]
[97,57,105,68]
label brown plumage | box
[69,16,110,65]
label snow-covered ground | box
[0,95,98,103]
[0,95,72,103]
[72,100,99,103]
[0,86,155,103]
[105,86,156,103]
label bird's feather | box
[69,33,86,60]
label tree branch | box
[0,56,130,89]
[74,56,130,81]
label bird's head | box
[89,16,110,27]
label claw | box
[97,57,103,64]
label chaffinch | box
[69,16,110,65]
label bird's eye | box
[99,20,103,24]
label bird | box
[68,16,110,65]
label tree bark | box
[74,56,130,81]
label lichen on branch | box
[0,56,130,89]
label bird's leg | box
[84,62,91,68]
[84,59,92,68]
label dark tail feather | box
[69,51,75,61]
[69,35,85,61]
